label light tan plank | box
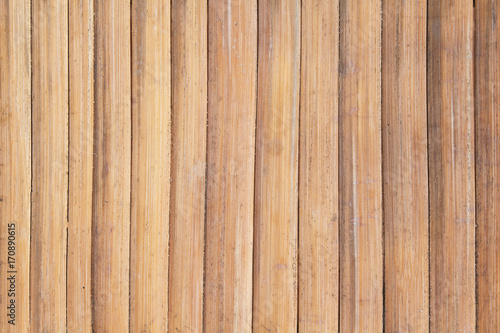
[475,0,500,331]
[428,0,475,331]
[92,0,131,331]
[252,0,300,331]
[31,0,68,331]
[67,0,93,331]
[382,1,429,332]
[168,0,207,331]
[339,0,383,331]
[0,1,31,331]
[204,0,257,331]
[130,0,171,331]
[298,0,339,331]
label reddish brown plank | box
[92,0,131,331]
[476,0,500,331]
[31,0,68,330]
[168,0,208,331]
[204,0,257,331]
[130,0,171,331]
[67,0,94,331]
[382,0,429,332]
[428,0,475,331]
[298,0,339,331]
[252,0,301,332]
[339,0,383,331]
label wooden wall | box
[0,0,498,332]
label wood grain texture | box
[0,1,31,331]
[31,0,68,331]
[67,0,93,331]
[252,0,300,331]
[92,0,131,331]
[130,0,171,331]
[339,0,383,331]
[382,0,429,332]
[4,3,500,330]
[475,0,500,331]
[168,0,207,331]
[428,0,475,331]
[298,0,339,331]
[204,0,257,331]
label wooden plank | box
[92,0,131,331]
[298,0,339,331]
[475,0,500,331]
[252,0,300,331]
[130,0,171,331]
[0,1,31,331]
[168,0,207,331]
[338,0,383,331]
[67,0,93,331]
[382,1,429,332]
[427,0,475,331]
[204,0,257,331]
[30,0,68,331]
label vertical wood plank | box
[67,0,93,331]
[31,0,68,331]
[338,0,383,331]
[204,0,257,331]
[130,0,171,331]
[298,0,339,331]
[382,0,429,332]
[168,0,207,332]
[475,0,500,331]
[428,1,475,331]
[0,1,31,331]
[92,0,131,331]
[252,0,300,331]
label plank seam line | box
[380,0,385,330]
[90,0,98,330]
[337,1,341,330]
[425,0,431,330]
[168,0,174,329]
[128,1,133,332]
[296,0,302,331]
[168,0,174,327]
[29,0,34,328]
[473,1,478,330]
[66,0,70,329]
[251,0,259,330]
[202,0,209,331]
[337,0,342,332]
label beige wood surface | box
[339,0,383,331]
[204,0,257,331]
[130,0,171,331]
[476,0,500,331]
[31,0,68,331]
[92,0,131,331]
[428,0,475,331]
[298,0,339,331]
[382,1,429,332]
[67,0,93,331]
[0,1,31,331]
[168,0,208,331]
[252,0,300,331]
